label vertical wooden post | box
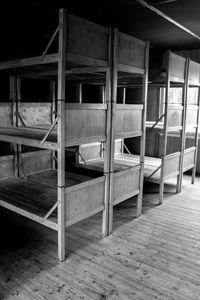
[102,68,111,237]
[16,77,22,178]
[137,42,149,216]
[122,87,126,104]
[50,80,57,170]
[57,8,66,262]
[10,76,18,177]
[108,28,118,235]
[100,85,105,104]
[178,58,189,192]
[192,81,200,184]
[77,83,82,103]
[159,50,170,204]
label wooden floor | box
[1,175,200,299]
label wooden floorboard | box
[0,175,200,299]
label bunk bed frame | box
[0,9,149,260]
[142,51,188,203]
[179,59,200,188]
[78,31,149,234]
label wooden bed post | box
[57,8,66,262]
[50,80,57,170]
[159,50,170,204]
[108,28,118,235]
[10,76,18,177]
[102,68,111,237]
[137,42,149,216]
[178,58,189,192]
[77,83,82,103]
[11,76,22,178]
[192,80,200,184]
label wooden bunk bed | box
[139,51,187,203]
[180,59,200,187]
[77,31,149,234]
[0,10,112,262]
[0,9,149,260]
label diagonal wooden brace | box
[151,113,165,129]
[123,142,131,155]
[16,110,26,127]
[148,165,161,178]
[40,115,60,146]
[43,200,60,222]
[17,163,28,181]
[41,23,61,61]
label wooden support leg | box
[159,182,164,204]
[192,167,196,184]
[136,164,144,217]
[176,174,181,193]
[102,173,109,238]
[58,187,65,262]
[108,172,114,235]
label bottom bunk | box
[0,150,106,232]
[80,152,181,184]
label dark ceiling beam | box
[95,0,177,17]
[135,0,200,41]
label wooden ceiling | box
[1,0,200,59]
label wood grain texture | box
[0,175,200,299]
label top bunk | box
[0,9,148,80]
[149,50,187,85]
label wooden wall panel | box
[65,177,105,225]
[65,105,106,146]
[118,32,145,70]
[0,103,12,127]
[68,14,109,62]
[18,103,52,126]
[168,53,186,81]
[0,155,14,180]
[22,150,52,175]
[168,106,183,128]
[188,61,200,85]
[183,148,195,172]
[113,166,141,205]
[115,105,143,138]
[164,152,181,178]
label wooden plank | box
[0,155,15,180]
[22,150,52,175]
[108,28,118,235]
[57,8,66,262]
[65,106,107,146]
[65,176,105,225]
[0,54,59,70]
[115,105,143,137]
[65,103,107,110]
[188,60,200,85]
[160,51,170,204]
[164,152,181,179]
[137,42,149,216]
[18,103,52,126]
[168,53,187,82]
[183,148,195,172]
[118,32,145,70]
[68,14,109,63]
